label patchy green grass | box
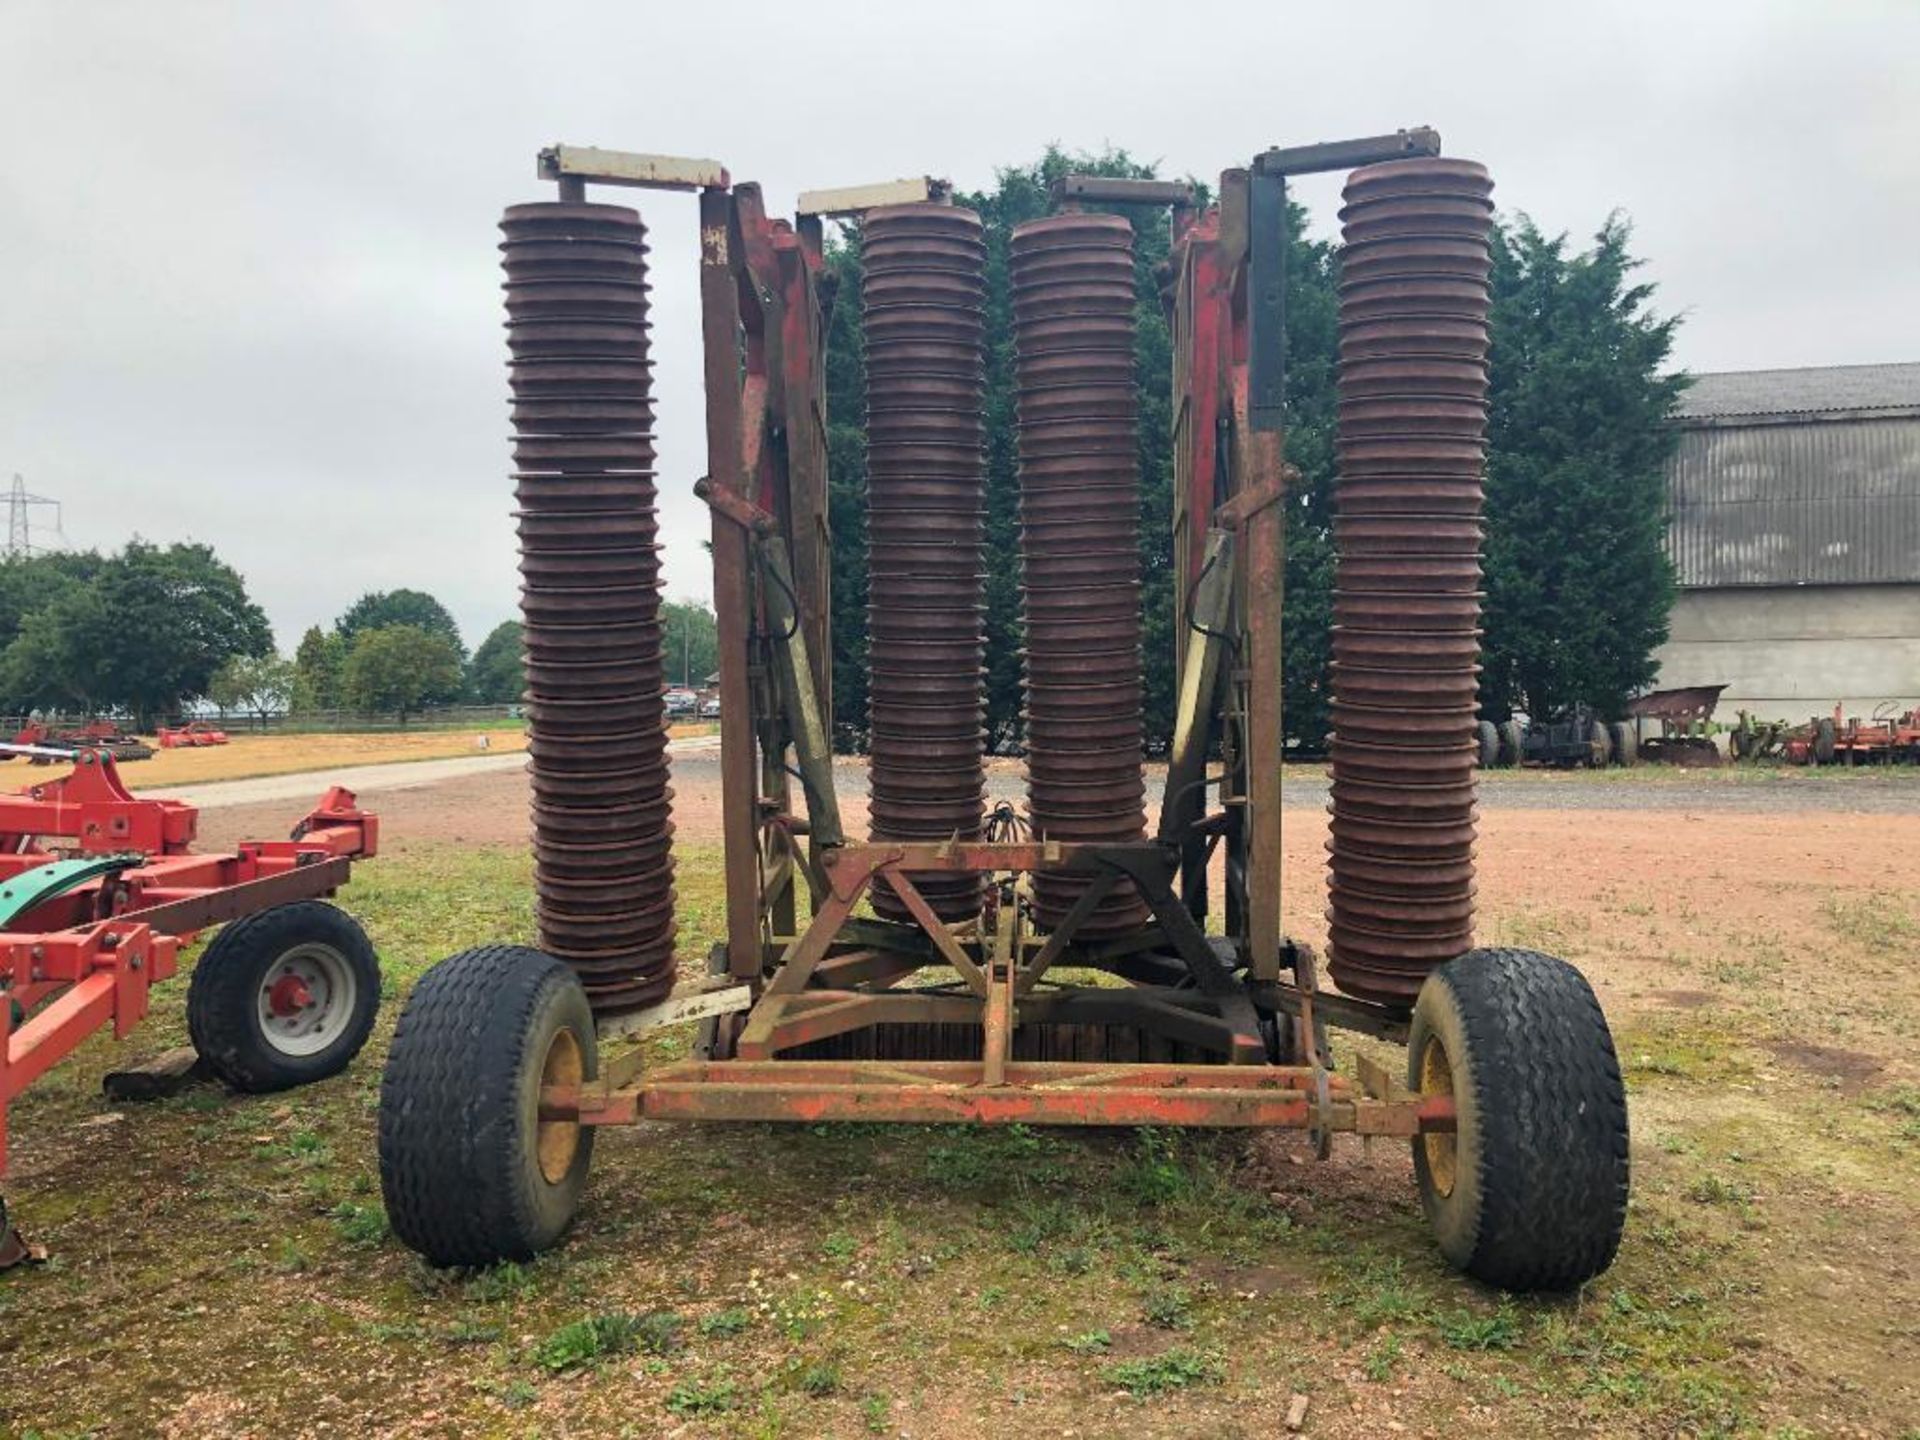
[2,839,1916,1436]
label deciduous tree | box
[209,653,295,723]
[466,619,524,704]
[341,624,464,724]
[336,589,466,660]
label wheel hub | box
[267,974,315,1017]
[536,1028,584,1185]
[1418,1033,1458,1198]
[255,942,356,1058]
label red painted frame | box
[0,752,377,1177]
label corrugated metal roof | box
[1667,415,1920,586]
[1675,362,1920,420]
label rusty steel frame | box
[542,138,1446,1141]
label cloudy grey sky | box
[3,1,1915,650]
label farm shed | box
[1652,362,1920,718]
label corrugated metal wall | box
[1667,416,1920,587]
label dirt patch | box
[1651,988,1718,1009]
[1761,1039,1886,1093]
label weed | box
[699,1307,752,1339]
[861,1393,891,1432]
[821,1230,857,1260]
[533,1312,644,1372]
[1364,1331,1404,1380]
[1141,1285,1193,1330]
[1062,1329,1111,1353]
[1686,1173,1760,1223]
[1330,1255,1430,1330]
[667,1371,738,1417]
[1118,1129,1190,1205]
[799,1360,840,1397]
[363,1321,428,1342]
[1436,1306,1522,1351]
[633,1310,684,1355]
[442,1320,501,1345]
[1049,1245,1094,1275]
[491,1378,538,1410]
[1102,1347,1225,1396]
[273,1238,311,1273]
[329,1201,388,1246]
[466,1261,534,1303]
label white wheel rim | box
[256,942,356,1057]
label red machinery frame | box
[0,749,377,1178]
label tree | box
[341,625,464,723]
[291,625,347,712]
[1479,216,1687,720]
[0,541,271,725]
[336,589,466,660]
[209,653,295,723]
[467,619,525,703]
[659,600,718,691]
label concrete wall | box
[1652,583,1920,718]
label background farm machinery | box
[6,719,154,764]
[0,748,380,1266]
[1731,701,1920,765]
[377,130,1630,1293]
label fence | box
[2,705,525,737]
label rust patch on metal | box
[861,203,990,922]
[503,200,676,1014]
[1010,212,1151,937]
[1325,158,1494,1009]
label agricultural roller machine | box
[379,130,1630,1292]
[0,744,380,1265]
[6,719,154,764]
[155,720,229,749]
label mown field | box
[3,788,1918,1438]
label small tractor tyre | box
[1497,720,1525,768]
[1475,720,1499,769]
[1407,947,1629,1291]
[1814,718,1837,765]
[1610,721,1638,766]
[379,945,597,1268]
[187,901,380,1093]
[1588,718,1613,768]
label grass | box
[2,836,1916,1436]
[1101,1347,1226,1396]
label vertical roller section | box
[863,203,988,923]
[1326,159,1495,1008]
[501,201,676,1014]
[1011,214,1151,937]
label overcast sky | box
[3,1,1915,650]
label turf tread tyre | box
[1610,721,1638,766]
[379,945,596,1267]
[1475,720,1499,769]
[1587,718,1613,767]
[186,901,379,1093]
[1497,720,1524,767]
[1408,947,1628,1291]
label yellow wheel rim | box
[536,1028,583,1186]
[1418,1033,1457,1198]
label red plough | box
[0,747,380,1266]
